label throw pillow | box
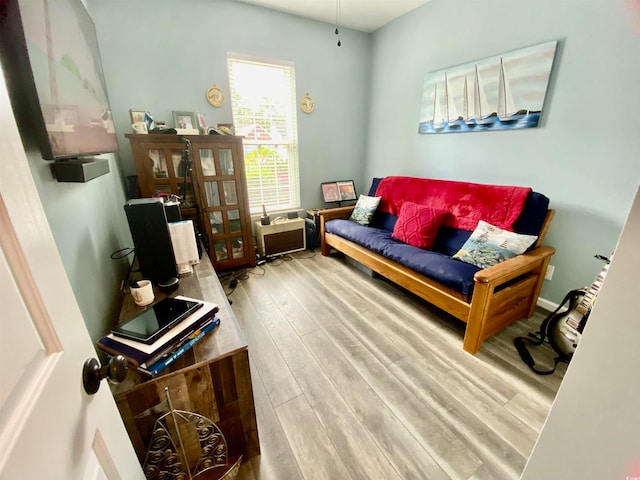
[452,220,538,269]
[392,202,449,249]
[349,195,381,226]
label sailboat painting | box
[418,41,557,134]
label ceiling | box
[234,0,431,33]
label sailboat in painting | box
[430,83,446,131]
[418,40,557,135]
[473,64,494,125]
[496,57,518,122]
[444,72,462,128]
[463,76,474,125]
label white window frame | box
[227,53,300,214]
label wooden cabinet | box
[110,255,260,466]
[126,134,255,270]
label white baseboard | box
[536,296,558,313]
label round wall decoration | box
[206,85,225,107]
[300,93,314,113]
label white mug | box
[132,122,148,134]
[131,279,154,306]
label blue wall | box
[21,143,132,341]
[366,0,640,302]
[88,0,372,210]
[17,0,640,341]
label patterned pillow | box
[349,195,381,226]
[452,220,538,269]
[392,202,449,249]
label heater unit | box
[255,218,306,257]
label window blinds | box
[227,55,300,213]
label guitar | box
[547,254,611,358]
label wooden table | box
[109,256,259,466]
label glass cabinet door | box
[172,153,187,177]
[231,237,244,259]
[213,239,228,262]
[223,181,237,205]
[228,209,241,233]
[205,181,220,207]
[200,149,216,176]
[149,150,168,178]
[219,149,234,175]
[209,211,224,235]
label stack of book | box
[97,296,220,377]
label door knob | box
[82,355,128,395]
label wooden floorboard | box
[227,250,565,480]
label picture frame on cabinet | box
[129,109,147,124]
[196,112,207,134]
[172,111,197,130]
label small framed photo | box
[196,112,207,134]
[172,111,197,130]
[336,180,357,201]
[321,182,340,203]
[129,109,147,124]
[321,180,357,203]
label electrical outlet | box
[545,264,555,280]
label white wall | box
[520,184,640,478]
[367,0,640,304]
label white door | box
[0,71,144,478]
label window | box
[227,55,300,214]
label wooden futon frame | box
[319,207,556,354]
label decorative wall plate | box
[206,85,225,107]
[300,93,314,113]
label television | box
[0,0,118,160]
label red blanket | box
[375,176,531,231]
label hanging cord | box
[110,247,137,295]
[110,247,135,260]
[335,0,341,46]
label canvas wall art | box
[418,40,558,135]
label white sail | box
[444,72,459,123]
[497,57,517,120]
[432,82,445,129]
[474,64,492,123]
[463,76,468,119]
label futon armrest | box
[318,206,355,222]
[473,246,556,285]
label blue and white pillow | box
[349,195,381,226]
[453,220,537,268]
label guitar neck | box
[575,260,611,315]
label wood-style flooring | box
[223,250,566,480]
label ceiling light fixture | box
[335,0,341,47]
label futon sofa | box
[319,176,555,354]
